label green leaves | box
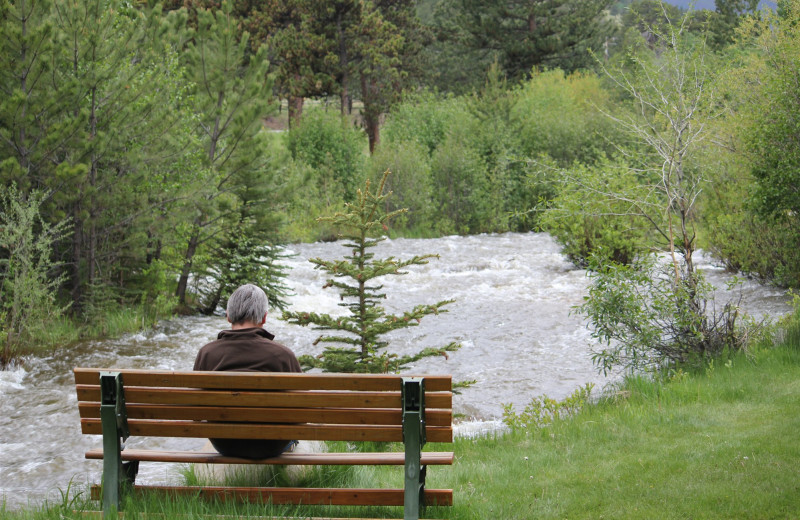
[0,184,71,365]
[743,2,800,222]
[502,383,594,432]
[580,254,748,376]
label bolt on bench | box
[73,368,454,519]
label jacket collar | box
[217,327,275,341]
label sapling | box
[282,170,460,373]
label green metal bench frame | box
[97,372,431,520]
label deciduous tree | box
[575,2,747,373]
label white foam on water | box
[0,365,27,392]
[454,419,508,439]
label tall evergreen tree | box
[440,0,616,80]
[1,0,196,311]
[50,1,193,309]
[267,0,342,127]
[355,1,404,153]
[0,0,81,190]
[175,2,285,310]
[710,0,759,50]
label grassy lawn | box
[446,341,800,519]
[4,316,799,519]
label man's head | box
[226,284,269,327]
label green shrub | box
[706,210,800,288]
[288,109,367,202]
[540,158,650,266]
[466,62,545,231]
[382,91,471,156]
[700,145,800,288]
[512,69,619,166]
[580,254,752,376]
[0,185,71,365]
[368,140,434,233]
[429,129,495,235]
[502,383,594,432]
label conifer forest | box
[2,0,800,367]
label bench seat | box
[85,449,455,466]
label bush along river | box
[0,232,792,508]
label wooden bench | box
[74,368,454,519]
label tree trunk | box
[146,233,162,264]
[337,14,349,116]
[287,94,304,129]
[70,209,84,311]
[365,115,380,154]
[340,81,350,117]
[360,76,380,154]
[202,282,225,316]
[176,227,200,305]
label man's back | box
[194,327,301,373]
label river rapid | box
[0,232,792,509]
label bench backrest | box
[74,368,453,444]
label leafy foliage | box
[540,157,651,266]
[581,255,746,375]
[381,91,469,155]
[512,69,620,167]
[709,0,760,50]
[368,140,434,232]
[282,170,460,373]
[742,3,800,227]
[0,185,71,366]
[502,383,594,432]
[567,4,756,377]
[288,109,366,203]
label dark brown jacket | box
[194,327,301,373]
[193,327,301,458]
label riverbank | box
[4,308,798,519]
[1,296,176,368]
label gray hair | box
[226,284,269,325]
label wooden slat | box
[84,448,455,466]
[76,386,408,409]
[76,513,444,520]
[80,419,453,443]
[74,368,452,392]
[76,386,452,410]
[77,403,452,427]
[90,486,453,507]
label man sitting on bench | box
[194,283,302,459]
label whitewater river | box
[0,232,792,508]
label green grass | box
[5,316,800,519]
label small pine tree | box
[282,170,461,373]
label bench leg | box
[99,372,135,518]
[403,378,426,520]
[100,399,122,516]
[404,414,423,520]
